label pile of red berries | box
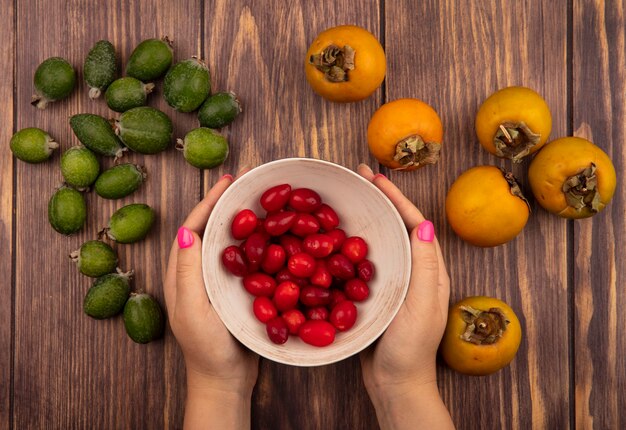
[221,184,375,347]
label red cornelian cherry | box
[302,233,334,258]
[289,188,322,212]
[253,297,278,323]
[290,213,320,237]
[313,204,340,230]
[264,211,297,236]
[260,184,291,212]
[266,317,289,344]
[221,245,248,277]
[330,300,357,331]
[273,281,300,311]
[231,209,258,240]
[282,309,306,334]
[306,306,329,321]
[287,252,317,278]
[341,236,368,263]
[299,320,335,347]
[261,244,286,274]
[344,278,370,302]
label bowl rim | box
[202,157,411,366]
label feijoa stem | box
[116,268,135,279]
[88,87,102,99]
[175,138,185,151]
[310,44,355,82]
[459,305,510,345]
[69,249,80,263]
[46,136,59,151]
[144,82,155,94]
[494,121,541,163]
[392,134,441,170]
[31,94,49,110]
[562,163,601,213]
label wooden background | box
[1,0,624,428]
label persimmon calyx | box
[460,305,509,345]
[500,169,531,211]
[392,134,441,170]
[562,163,601,213]
[310,44,355,82]
[494,121,541,163]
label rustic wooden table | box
[1,0,624,428]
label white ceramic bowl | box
[202,158,411,366]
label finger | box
[357,163,375,181]
[175,226,213,314]
[163,239,179,313]
[433,237,451,318]
[372,175,425,230]
[404,221,440,314]
[183,175,234,234]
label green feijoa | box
[198,92,242,129]
[31,57,76,109]
[84,40,117,99]
[126,37,173,81]
[123,293,164,344]
[70,113,126,159]
[115,107,172,154]
[48,186,87,235]
[70,240,118,278]
[83,270,133,319]
[105,203,155,244]
[10,128,58,163]
[163,58,211,112]
[60,146,100,189]
[94,163,146,199]
[176,127,229,169]
[105,77,155,113]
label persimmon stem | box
[499,124,513,143]
[493,121,541,163]
[310,45,355,82]
[562,163,601,213]
[392,134,441,170]
[460,306,510,345]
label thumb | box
[405,220,440,313]
[176,226,210,312]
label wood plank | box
[13,0,201,428]
[573,1,625,428]
[384,1,570,428]
[0,1,14,428]
[203,2,381,428]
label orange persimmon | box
[445,166,529,247]
[440,296,522,376]
[528,137,616,219]
[305,25,386,103]
[367,98,443,170]
[475,86,552,162]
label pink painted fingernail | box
[417,220,435,242]
[220,174,234,181]
[373,173,387,181]
[177,226,194,249]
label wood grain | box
[13,0,200,428]
[0,2,14,428]
[202,1,381,428]
[573,1,625,429]
[3,0,625,428]
[385,1,570,428]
